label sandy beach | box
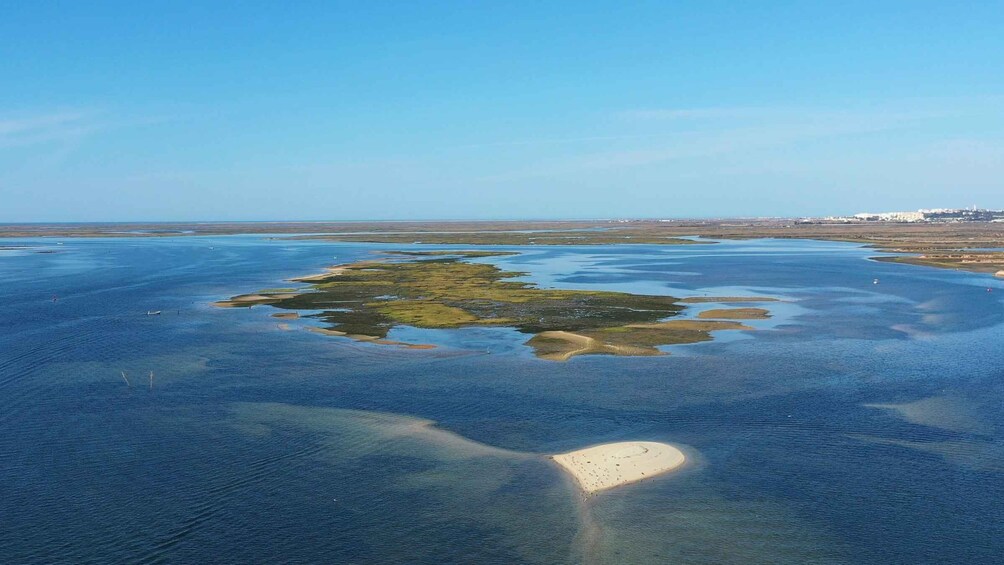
[290,262,383,282]
[212,293,297,308]
[290,266,348,282]
[552,441,686,493]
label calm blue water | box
[1,236,1002,564]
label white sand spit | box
[552,441,686,493]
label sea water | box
[1,236,1001,564]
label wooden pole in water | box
[120,371,131,387]
[149,371,154,390]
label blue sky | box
[2,1,1003,221]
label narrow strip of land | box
[8,220,1002,275]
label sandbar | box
[530,330,660,361]
[697,307,771,320]
[291,267,349,282]
[290,261,384,282]
[213,293,297,308]
[552,441,686,493]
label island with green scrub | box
[216,250,771,360]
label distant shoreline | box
[3,219,1002,276]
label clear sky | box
[2,1,1003,222]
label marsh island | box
[217,250,766,360]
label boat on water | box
[147,310,162,316]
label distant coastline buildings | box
[806,207,1004,224]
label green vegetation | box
[217,250,762,359]
[370,300,481,327]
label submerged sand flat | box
[552,441,686,493]
[305,326,437,349]
[864,396,990,435]
[679,296,779,303]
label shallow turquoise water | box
[1,236,1001,564]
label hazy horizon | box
[2,208,1002,225]
[3,2,1003,222]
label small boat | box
[873,279,880,285]
[147,310,162,316]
